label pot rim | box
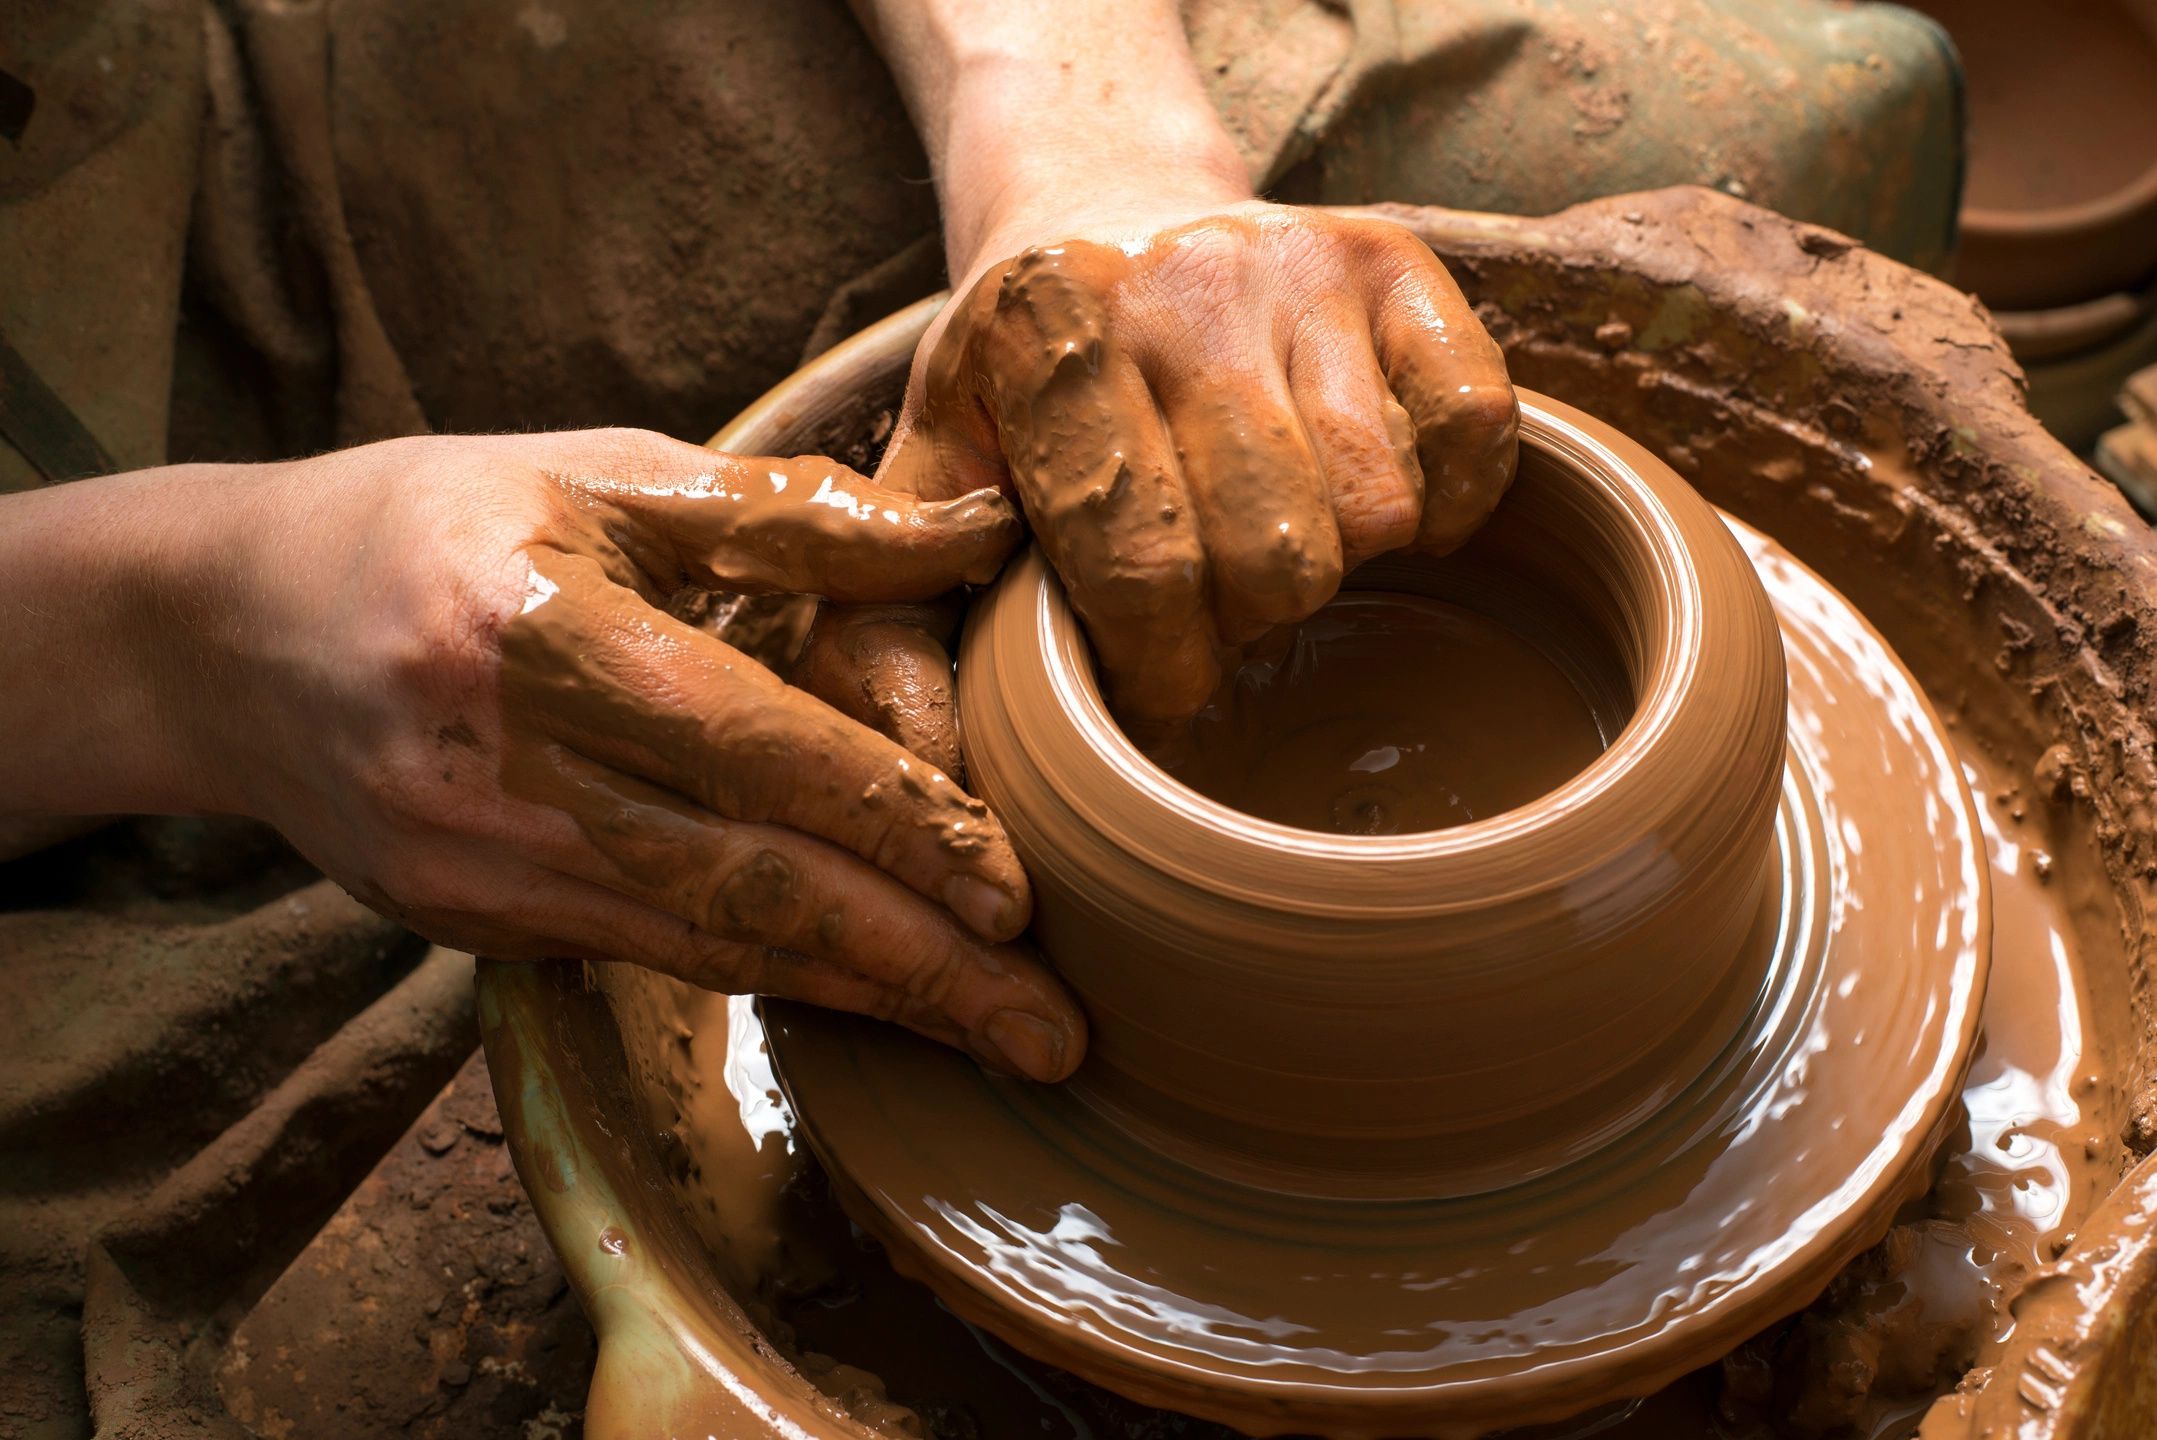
[972,393,1786,928]
[1032,402,1690,865]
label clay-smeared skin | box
[880,210,1520,728]
[196,430,1080,1080]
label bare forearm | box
[848,0,1252,275]
[0,466,254,817]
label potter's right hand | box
[852,0,1519,730]
[0,432,1083,1081]
[880,208,1521,731]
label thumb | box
[876,286,1010,503]
[878,404,1010,505]
[568,435,1022,601]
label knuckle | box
[579,426,688,479]
[1070,532,1207,629]
[1216,515,1342,620]
[1335,478,1421,556]
[1324,215,1442,286]
[1459,381,1521,432]
[370,850,476,920]
[994,243,1118,333]
[359,749,464,835]
[718,942,790,997]
[702,707,792,821]
[1420,381,1519,448]
[670,929,755,991]
[704,844,807,940]
[1367,219,1441,272]
[892,935,965,1006]
[857,984,909,1024]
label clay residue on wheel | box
[1372,187,2157,1147]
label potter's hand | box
[884,207,1519,724]
[0,433,1084,1081]
[850,0,1518,727]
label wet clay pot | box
[768,373,1985,1433]
[956,398,1786,1200]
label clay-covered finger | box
[439,861,1081,1080]
[724,955,1075,1082]
[1364,236,1519,553]
[1288,304,1425,570]
[970,250,1222,725]
[791,600,965,780]
[520,752,1082,1078]
[1152,362,1343,644]
[504,549,1032,941]
[545,430,1023,600]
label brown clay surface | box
[1161,592,1608,836]
[484,187,2157,1439]
[1917,1146,2157,1439]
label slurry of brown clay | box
[638,514,2119,1438]
[1158,592,1608,837]
[617,206,2142,1440]
[761,530,1982,1437]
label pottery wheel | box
[764,518,1990,1437]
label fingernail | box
[983,1009,1069,1082]
[944,874,1019,939]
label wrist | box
[932,46,1253,277]
[0,464,272,818]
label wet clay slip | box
[766,392,1993,1436]
[1159,592,1609,837]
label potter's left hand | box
[882,211,1519,729]
[0,432,1086,1081]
